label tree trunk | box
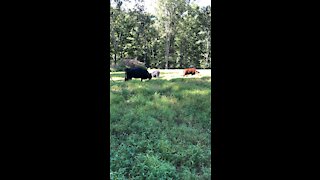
[165,35,170,69]
[206,32,211,68]
[143,47,147,66]
[144,53,147,67]
[180,38,185,68]
[164,8,170,69]
[110,16,118,66]
[151,47,154,66]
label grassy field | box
[110,69,211,179]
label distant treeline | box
[110,0,211,70]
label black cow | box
[124,67,152,81]
[151,70,160,78]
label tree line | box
[110,0,211,70]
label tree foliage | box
[110,0,211,69]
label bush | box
[111,58,147,72]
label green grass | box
[110,71,211,179]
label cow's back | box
[184,68,195,75]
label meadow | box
[110,69,211,179]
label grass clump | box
[110,72,211,179]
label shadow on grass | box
[110,77,211,98]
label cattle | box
[183,68,200,76]
[124,67,152,81]
[151,70,160,78]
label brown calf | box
[183,68,200,76]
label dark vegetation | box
[110,0,211,70]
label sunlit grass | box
[110,72,211,179]
[110,69,211,81]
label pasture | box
[110,69,211,179]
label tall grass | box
[110,72,211,179]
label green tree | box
[156,0,187,69]
[110,0,211,69]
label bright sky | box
[111,0,211,14]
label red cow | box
[183,68,200,76]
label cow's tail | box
[124,68,129,72]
